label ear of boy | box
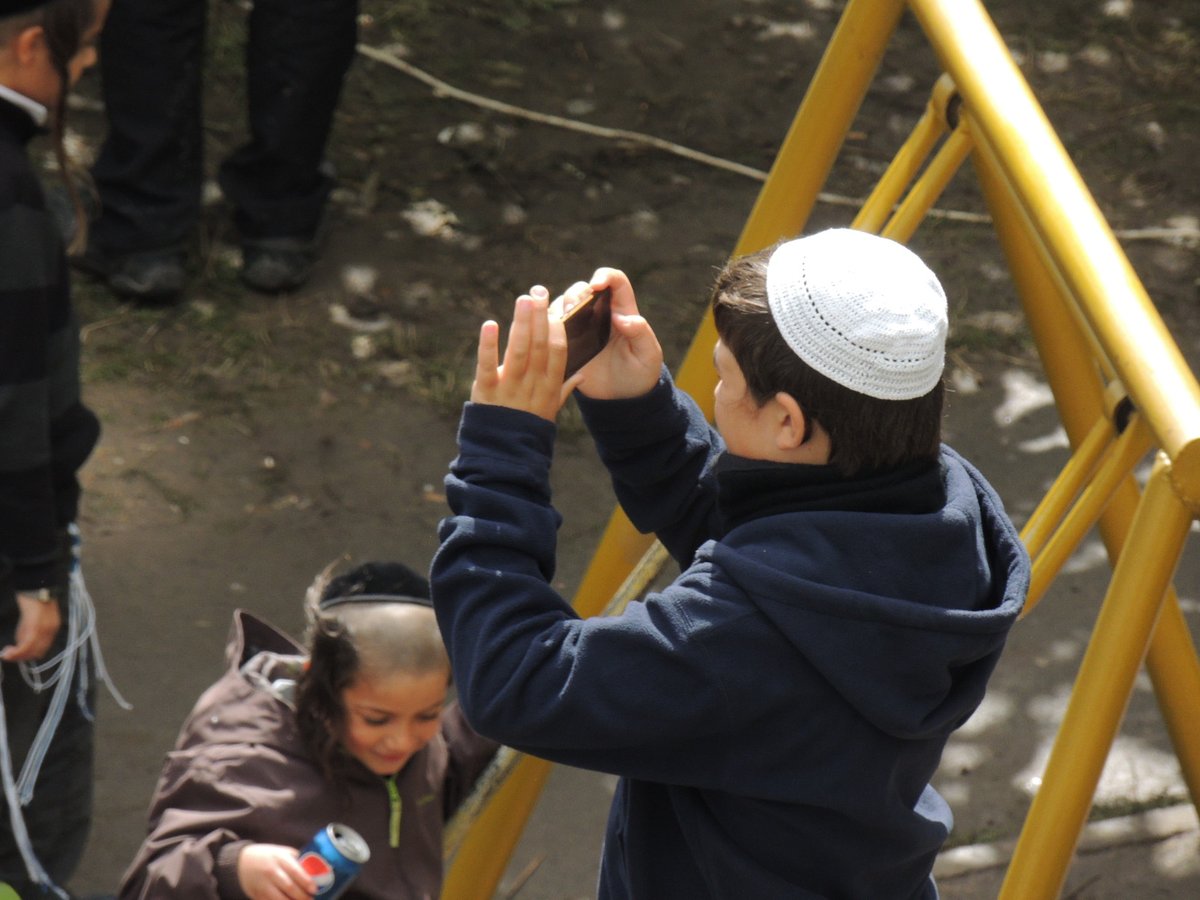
[15,22,44,59]
[0,24,47,90]
[773,391,831,464]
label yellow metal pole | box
[970,137,1107,453]
[1144,589,1200,809]
[1019,417,1111,560]
[909,0,1200,504]
[735,0,908,257]
[972,58,1200,897]
[852,90,947,234]
[881,126,973,244]
[677,0,910,414]
[999,457,1193,899]
[1022,414,1152,615]
[441,751,552,897]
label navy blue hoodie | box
[432,372,1028,899]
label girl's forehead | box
[344,669,449,709]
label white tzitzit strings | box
[0,525,130,896]
[0,694,60,897]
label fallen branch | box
[356,44,995,225]
[357,43,769,182]
[357,44,1200,244]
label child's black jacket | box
[0,97,99,595]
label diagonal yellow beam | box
[999,457,1194,899]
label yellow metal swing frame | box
[443,1,1200,896]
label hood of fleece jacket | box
[713,448,1028,741]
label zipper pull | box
[385,774,402,848]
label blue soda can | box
[298,822,371,898]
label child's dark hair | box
[294,560,449,782]
[710,244,944,477]
[2,0,98,252]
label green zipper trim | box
[385,774,402,848]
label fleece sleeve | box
[432,402,746,787]
[574,368,726,564]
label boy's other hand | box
[0,595,61,662]
[471,288,578,421]
[564,268,663,400]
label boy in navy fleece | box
[432,228,1029,898]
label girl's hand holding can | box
[237,843,318,899]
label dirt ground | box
[34,0,1200,896]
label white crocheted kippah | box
[766,229,948,401]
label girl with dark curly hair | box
[120,561,497,900]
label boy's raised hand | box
[560,267,663,400]
[471,287,578,421]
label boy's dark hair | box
[1,0,99,253]
[295,560,447,782]
[710,244,944,477]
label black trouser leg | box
[218,0,359,241]
[90,0,207,254]
[0,670,96,894]
[0,542,93,894]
